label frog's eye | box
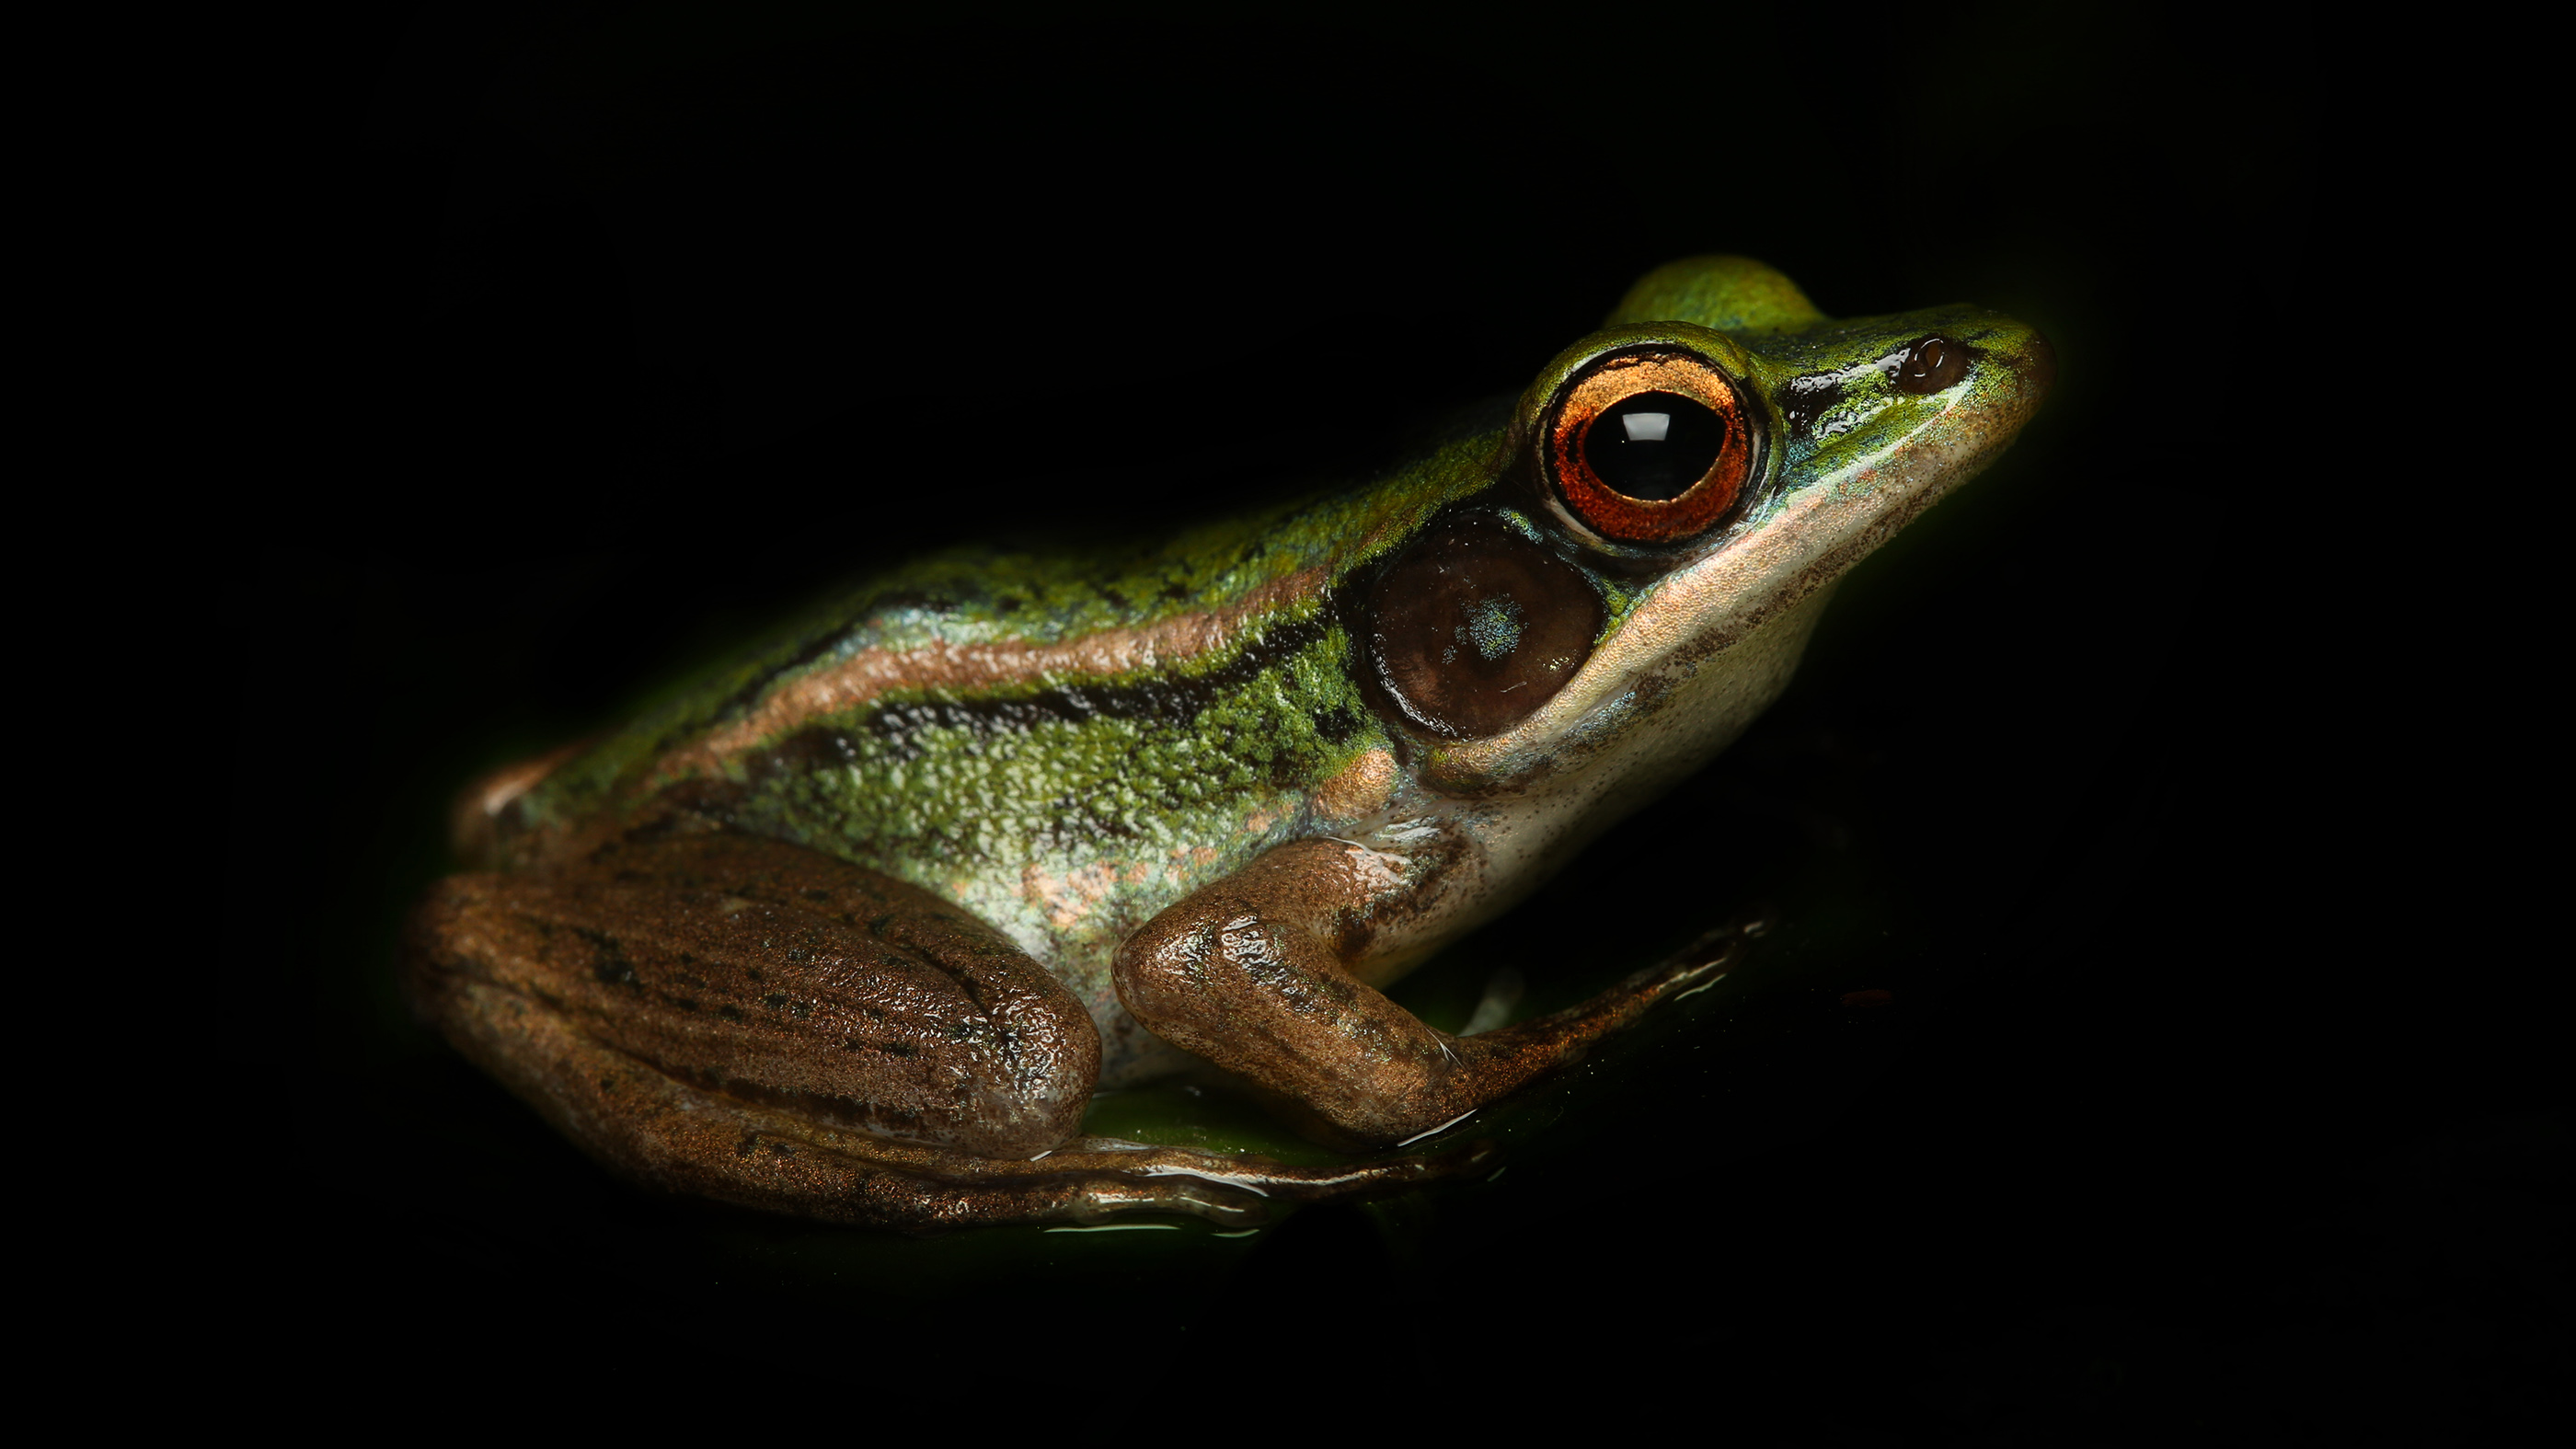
[1544,350,1756,545]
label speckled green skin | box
[490,258,2051,1084]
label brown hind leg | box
[408,831,1489,1228]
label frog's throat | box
[1421,370,2042,797]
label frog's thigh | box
[406,833,1100,1173]
[1115,838,1733,1147]
[429,966,1293,1228]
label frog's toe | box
[1038,1135,1501,1206]
[1059,1176,1270,1227]
[1643,912,1769,997]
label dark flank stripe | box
[708,623,874,731]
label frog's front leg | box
[1115,836,1743,1147]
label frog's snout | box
[2010,325,2058,398]
[1958,316,2055,441]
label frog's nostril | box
[1894,336,1969,395]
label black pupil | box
[1582,391,1726,500]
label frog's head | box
[1360,256,2053,812]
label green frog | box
[408,256,2053,1231]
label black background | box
[230,5,2563,1438]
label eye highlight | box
[1545,351,1756,544]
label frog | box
[407,256,2053,1232]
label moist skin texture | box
[414,256,2053,1226]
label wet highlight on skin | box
[408,256,2055,1230]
